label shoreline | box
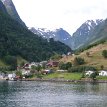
[1,78,107,83]
[20,78,107,83]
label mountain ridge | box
[1,0,26,27]
[29,27,72,48]
[70,19,104,49]
[30,19,104,50]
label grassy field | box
[43,72,82,80]
[60,42,107,70]
[96,76,107,80]
[0,60,7,67]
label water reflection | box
[0,81,107,107]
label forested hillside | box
[0,1,71,69]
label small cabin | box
[85,70,94,76]
[99,70,107,76]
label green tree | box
[16,71,22,78]
[20,61,25,67]
[59,62,72,70]
[90,72,97,80]
[59,62,66,70]
[102,50,107,58]
[73,57,85,66]
[66,62,72,70]
[51,53,62,60]
[86,52,90,57]
[4,55,17,70]
[35,65,42,72]
[100,65,104,70]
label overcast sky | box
[12,0,107,35]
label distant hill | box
[29,27,72,48]
[0,0,72,64]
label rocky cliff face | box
[1,0,26,27]
[0,0,7,13]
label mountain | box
[29,27,72,48]
[84,19,107,46]
[30,20,104,50]
[0,0,7,13]
[1,0,26,27]
[70,19,104,49]
[0,1,71,64]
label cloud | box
[13,0,107,35]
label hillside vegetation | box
[60,41,107,70]
[0,1,71,70]
[0,11,71,61]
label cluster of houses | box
[0,57,107,80]
[85,70,107,76]
[0,69,107,81]
[0,73,17,81]
[17,60,59,75]
[0,60,59,80]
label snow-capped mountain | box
[70,19,104,49]
[30,19,104,50]
[29,27,72,47]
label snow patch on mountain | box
[29,27,72,48]
[70,19,104,49]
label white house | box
[22,68,30,75]
[0,73,5,79]
[85,70,94,76]
[42,69,53,74]
[8,73,16,80]
[99,70,107,76]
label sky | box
[12,0,107,35]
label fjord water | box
[0,81,107,107]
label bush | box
[90,72,97,80]
[3,55,17,70]
[51,53,62,60]
[68,66,97,73]
[86,52,90,57]
[59,62,72,70]
[73,57,85,66]
[102,50,107,58]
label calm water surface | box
[0,81,107,107]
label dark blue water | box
[0,81,107,107]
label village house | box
[99,70,107,76]
[67,52,72,56]
[17,63,31,76]
[0,73,5,79]
[8,73,16,80]
[23,63,31,69]
[22,68,31,75]
[41,69,53,75]
[85,70,94,76]
[46,61,59,67]
[40,61,47,67]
